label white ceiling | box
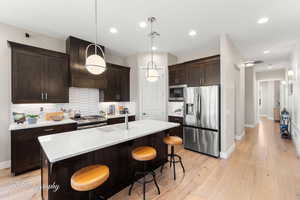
[0,0,300,63]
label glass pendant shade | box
[86,54,106,75]
[85,43,106,75]
[146,69,159,82]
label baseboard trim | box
[0,160,11,169]
[236,130,245,140]
[245,124,256,128]
[220,143,236,159]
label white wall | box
[245,67,256,127]
[220,34,245,158]
[256,69,286,81]
[176,49,219,63]
[289,41,300,155]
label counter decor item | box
[51,115,64,121]
[13,112,26,124]
[27,114,39,124]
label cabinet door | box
[186,61,206,86]
[169,68,177,86]
[12,50,44,103]
[168,116,183,138]
[120,68,130,101]
[44,55,69,103]
[169,64,186,86]
[204,59,220,85]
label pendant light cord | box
[95,0,98,54]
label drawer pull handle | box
[44,128,55,132]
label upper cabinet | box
[169,55,220,87]
[169,64,187,86]
[9,41,69,104]
[66,36,107,89]
[100,64,130,102]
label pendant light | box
[85,0,106,75]
[145,17,160,82]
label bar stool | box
[71,164,110,200]
[129,146,160,200]
[161,136,185,180]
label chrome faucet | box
[125,111,129,130]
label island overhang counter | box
[38,119,179,200]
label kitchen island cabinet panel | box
[41,131,168,200]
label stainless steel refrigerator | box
[183,85,220,157]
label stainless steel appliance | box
[72,115,107,130]
[183,86,220,157]
[169,84,187,101]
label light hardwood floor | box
[1,117,300,200]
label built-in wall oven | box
[169,84,187,101]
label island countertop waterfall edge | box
[39,119,180,200]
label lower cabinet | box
[168,116,183,138]
[107,116,135,125]
[11,123,77,175]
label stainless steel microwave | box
[169,85,187,101]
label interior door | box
[140,69,166,120]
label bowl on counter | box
[51,115,64,121]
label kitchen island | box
[38,119,179,200]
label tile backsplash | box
[69,87,99,116]
[10,87,135,122]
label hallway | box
[0,118,300,200]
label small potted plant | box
[27,114,39,124]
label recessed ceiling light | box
[257,17,269,24]
[189,30,197,37]
[268,66,273,69]
[152,46,157,51]
[109,27,118,34]
[263,50,270,54]
[139,21,147,28]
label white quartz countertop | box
[38,120,179,163]
[9,119,77,131]
[107,114,135,119]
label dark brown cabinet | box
[168,55,220,87]
[101,64,130,102]
[168,116,183,138]
[11,123,77,175]
[107,116,135,125]
[9,41,69,104]
[186,61,206,86]
[169,64,186,86]
[66,36,107,89]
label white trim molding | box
[236,130,245,140]
[0,160,11,169]
[220,143,236,159]
[291,121,300,156]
